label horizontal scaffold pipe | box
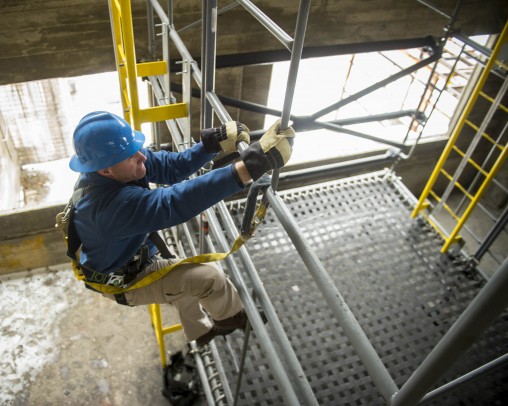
[168,82,424,138]
[278,150,402,185]
[168,37,439,70]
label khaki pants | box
[103,257,243,341]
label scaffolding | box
[108,1,508,404]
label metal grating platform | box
[211,170,508,405]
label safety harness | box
[55,175,271,297]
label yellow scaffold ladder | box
[108,0,190,367]
[412,22,508,253]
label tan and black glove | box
[241,120,295,181]
[201,121,250,153]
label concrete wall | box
[0,204,68,276]
[1,0,507,85]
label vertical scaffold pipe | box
[391,257,508,406]
[164,111,309,403]
[272,0,311,190]
[280,0,311,130]
[201,0,216,129]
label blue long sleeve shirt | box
[73,143,244,274]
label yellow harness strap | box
[82,202,268,295]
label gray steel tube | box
[205,207,303,405]
[201,0,216,129]
[166,108,310,403]
[418,353,508,404]
[146,1,156,58]
[212,205,320,405]
[317,120,407,149]
[236,0,293,51]
[149,0,203,87]
[194,90,321,401]
[280,0,311,130]
[188,342,217,405]
[274,0,311,189]
[266,190,399,402]
[391,256,508,406]
[311,52,441,120]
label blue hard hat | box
[69,111,145,172]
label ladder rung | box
[439,169,474,201]
[465,121,505,151]
[137,61,168,77]
[451,145,489,176]
[478,90,507,113]
[161,323,183,335]
[429,190,461,222]
[138,103,188,123]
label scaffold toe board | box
[211,170,508,405]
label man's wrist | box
[233,161,252,186]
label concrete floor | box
[0,264,190,406]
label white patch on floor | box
[0,265,80,404]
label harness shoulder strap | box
[149,231,175,259]
[66,185,95,260]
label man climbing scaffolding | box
[64,111,295,346]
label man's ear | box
[97,167,111,177]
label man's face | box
[106,150,147,183]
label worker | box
[67,111,294,346]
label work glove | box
[240,120,295,181]
[201,121,250,153]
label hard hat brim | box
[69,130,145,172]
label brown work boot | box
[195,326,236,347]
[213,309,248,330]
[195,310,249,347]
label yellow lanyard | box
[76,202,268,295]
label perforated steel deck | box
[211,171,508,405]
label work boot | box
[213,309,248,330]
[195,310,248,347]
[195,326,236,347]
